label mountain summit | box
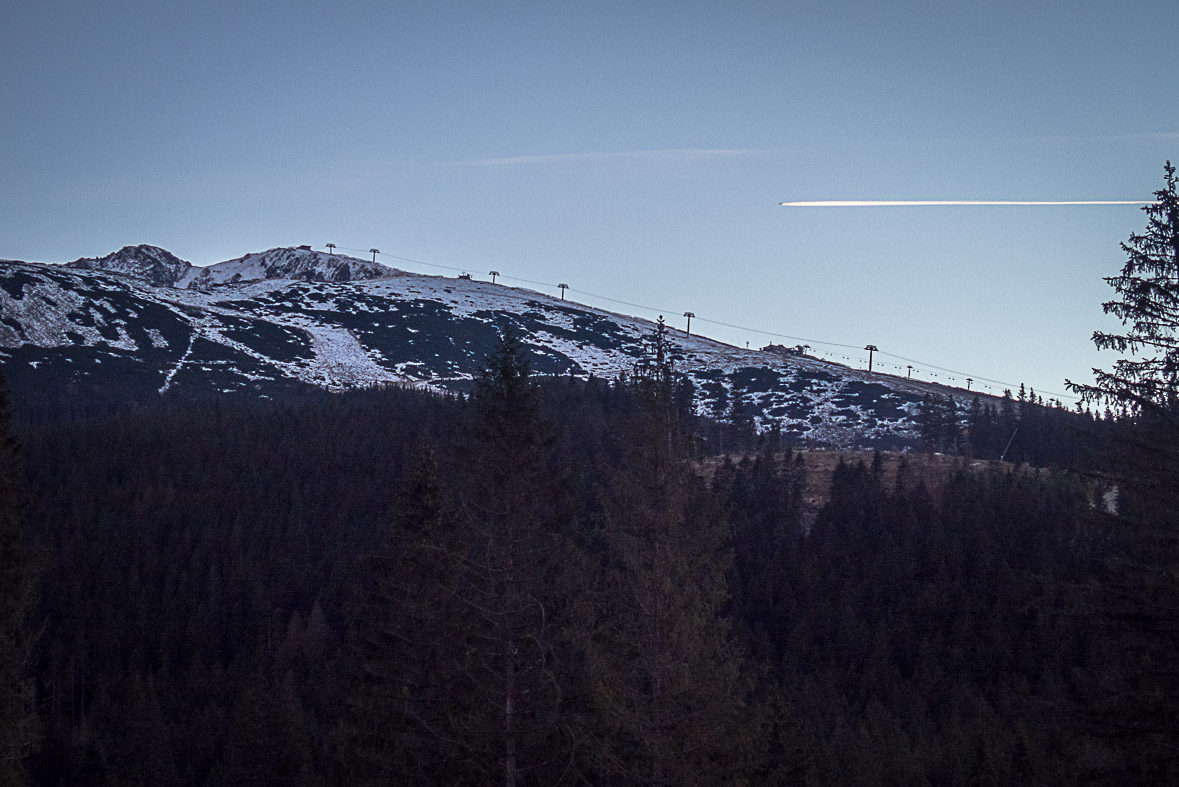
[67,244,193,287]
[68,245,399,289]
[1,244,985,440]
[177,247,400,288]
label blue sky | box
[3,0,1177,402]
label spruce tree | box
[917,394,960,454]
[453,328,575,786]
[585,319,762,785]
[1063,162,1179,781]
[347,439,472,784]
[1070,161,1179,417]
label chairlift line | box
[321,238,1080,402]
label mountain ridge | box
[64,244,400,289]
[1,245,991,441]
[66,244,193,287]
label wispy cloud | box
[446,148,768,167]
[781,200,1153,207]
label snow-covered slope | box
[177,247,399,288]
[63,244,398,289]
[0,245,989,442]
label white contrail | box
[780,200,1153,207]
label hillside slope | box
[0,245,987,440]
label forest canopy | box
[6,168,1179,783]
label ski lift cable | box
[364,249,560,289]
[372,250,470,274]
[877,350,1078,401]
[366,245,847,348]
[567,287,682,318]
[500,274,561,289]
[334,242,1078,402]
[692,315,862,350]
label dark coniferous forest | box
[3,166,1179,784]
[0,336,1171,786]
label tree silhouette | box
[453,329,576,785]
[1070,161,1179,418]
[348,439,471,784]
[584,320,761,785]
[1064,162,1179,781]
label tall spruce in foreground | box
[0,371,37,787]
[585,319,762,785]
[1065,163,1179,782]
[1064,162,1179,507]
[1070,161,1179,417]
[348,439,472,784]
[454,328,576,786]
[1067,161,1179,502]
